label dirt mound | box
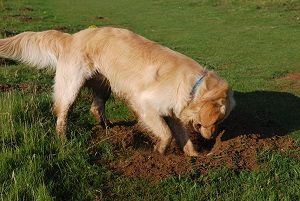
[90,89,300,181]
[90,121,299,181]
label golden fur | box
[0,27,235,156]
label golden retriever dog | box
[0,27,235,156]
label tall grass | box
[0,92,110,200]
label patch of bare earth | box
[51,26,71,33]
[19,6,34,12]
[277,72,300,81]
[90,118,299,181]
[275,72,300,92]
[2,14,39,23]
[0,83,48,92]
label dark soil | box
[90,117,299,181]
[1,14,39,23]
[0,83,48,92]
[51,26,71,33]
[19,6,34,12]
[18,15,35,23]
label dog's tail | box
[0,30,71,69]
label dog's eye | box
[193,123,201,131]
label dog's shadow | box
[108,90,300,147]
[220,90,300,140]
[111,120,137,127]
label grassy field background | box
[0,0,299,200]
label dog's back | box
[72,27,203,101]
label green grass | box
[0,0,299,200]
[0,65,53,85]
[106,152,300,201]
[0,92,112,200]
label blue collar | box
[190,71,207,97]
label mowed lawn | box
[0,0,299,200]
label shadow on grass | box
[106,91,300,143]
[111,120,137,127]
[220,91,300,140]
[0,58,18,65]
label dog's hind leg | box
[90,95,112,128]
[53,63,86,140]
[86,75,112,128]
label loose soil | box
[90,115,299,181]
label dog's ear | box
[180,103,199,124]
[202,73,218,91]
[199,102,221,127]
[196,72,219,98]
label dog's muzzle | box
[193,122,218,139]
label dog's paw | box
[154,142,167,154]
[183,140,199,157]
[102,119,112,129]
[184,150,200,157]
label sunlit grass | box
[0,0,299,200]
[0,92,112,200]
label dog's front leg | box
[138,109,173,154]
[164,117,199,157]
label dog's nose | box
[199,125,218,139]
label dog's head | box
[180,71,235,139]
